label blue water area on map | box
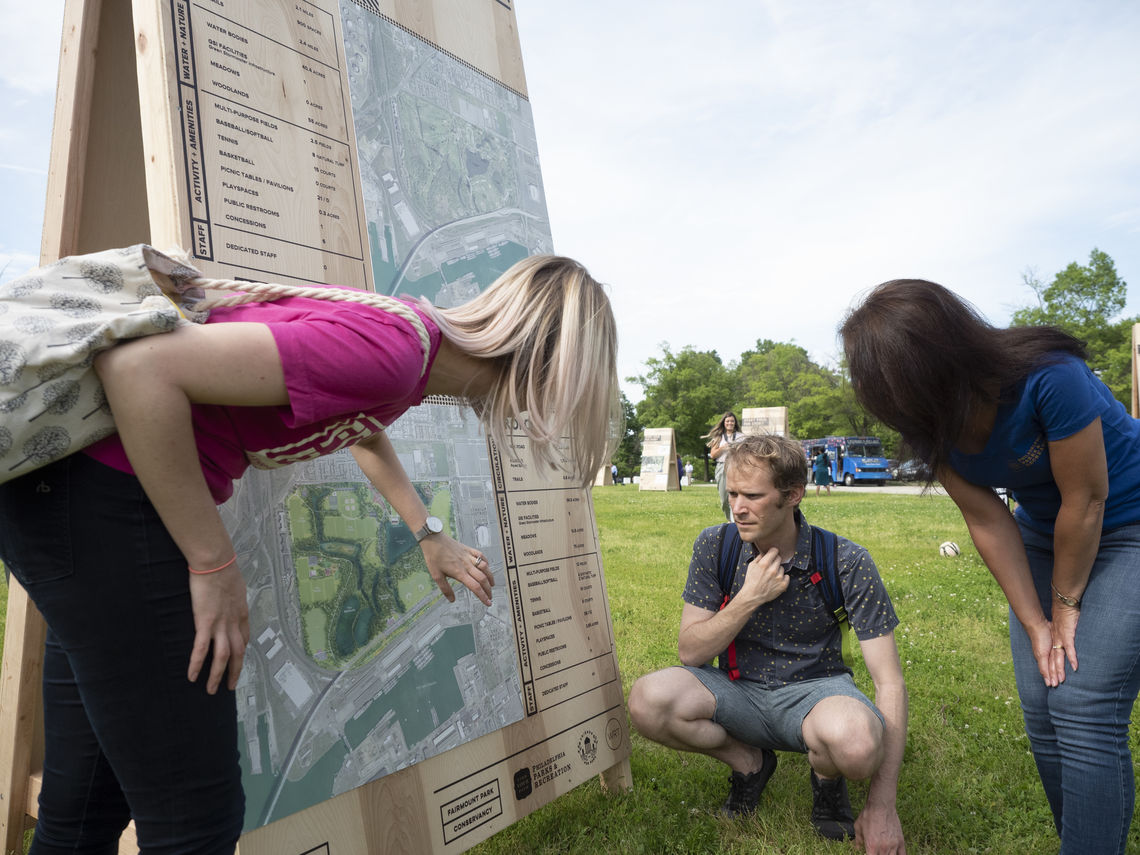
[253,624,477,825]
[237,713,274,830]
[333,594,364,657]
[345,624,475,749]
[366,234,530,302]
[385,522,418,565]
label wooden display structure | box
[638,428,679,492]
[0,2,631,853]
[1132,323,1140,418]
[740,406,788,437]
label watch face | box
[427,516,443,534]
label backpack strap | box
[809,527,855,669]
[716,523,744,681]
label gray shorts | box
[685,665,884,753]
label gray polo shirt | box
[682,512,898,688]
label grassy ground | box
[3,487,1138,853]
[471,485,1140,855]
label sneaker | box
[721,749,778,817]
[809,769,855,840]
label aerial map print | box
[220,2,552,829]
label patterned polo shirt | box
[682,511,898,687]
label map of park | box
[288,481,453,668]
[219,2,552,832]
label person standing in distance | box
[705,411,744,520]
[813,447,833,497]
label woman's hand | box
[187,564,250,694]
[1026,619,1065,687]
[419,534,493,606]
[1050,602,1080,675]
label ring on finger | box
[1052,644,1063,649]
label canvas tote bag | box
[0,244,430,484]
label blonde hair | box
[420,255,621,487]
[160,248,619,486]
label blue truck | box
[801,436,893,487]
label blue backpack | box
[716,522,853,680]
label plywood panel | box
[741,406,788,437]
[373,0,526,97]
[639,428,679,492]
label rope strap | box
[189,276,432,379]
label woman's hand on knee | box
[188,564,250,694]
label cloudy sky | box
[3,2,1139,401]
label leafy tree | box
[736,340,842,439]
[612,391,643,479]
[629,344,735,459]
[1011,249,1136,405]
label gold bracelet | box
[1051,583,1080,609]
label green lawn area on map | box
[286,481,454,668]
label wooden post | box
[3,0,153,849]
[1131,323,1140,418]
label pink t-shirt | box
[84,295,441,504]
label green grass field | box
[469,485,1140,855]
[3,487,1139,853]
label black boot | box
[810,769,855,840]
[721,749,778,817]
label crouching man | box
[628,434,907,853]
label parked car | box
[891,458,931,481]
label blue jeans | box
[1009,521,1140,855]
[0,455,244,854]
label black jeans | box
[0,454,243,854]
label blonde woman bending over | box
[0,254,619,855]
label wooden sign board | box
[1132,323,1140,418]
[741,406,788,437]
[638,428,679,492]
[0,1,630,852]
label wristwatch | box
[413,515,443,542]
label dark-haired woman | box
[704,411,742,520]
[841,278,1140,854]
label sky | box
[3,2,1139,403]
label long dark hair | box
[839,279,1086,473]
[703,411,739,446]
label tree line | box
[614,250,1133,478]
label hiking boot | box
[810,769,855,840]
[721,749,778,817]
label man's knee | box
[804,697,884,780]
[628,670,671,735]
[629,667,709,739]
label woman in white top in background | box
[706,411,743,520]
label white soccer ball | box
[939,541,961,557]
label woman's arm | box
[1045,418,1108,671]
[937,465,1062,686]
[95,322,291,693]
[854,633,908,855]
[351,433,492,606]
